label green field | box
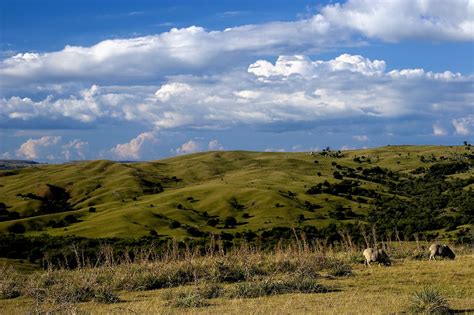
[0,145,472,240]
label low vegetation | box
[409,286,451,314]
[0,241,472,314]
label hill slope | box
[0,145,472,240]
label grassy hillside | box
[0,145,472,240]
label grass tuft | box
[0,266,23,299]
[167,290,211,308]
[409,286,451,314]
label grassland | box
[0,145,472,240]
[0,243,472,314]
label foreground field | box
[1,245,472,314]
[110,257,474,314]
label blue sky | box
[0,0,473,161]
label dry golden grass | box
[1,251,472,314]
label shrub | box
[210,261,246,283]
[224,216,237,228]
[7,223,25,234]
[207,218,219,227]
[328,263,353,277]
[228,197,244,210]
[186,226,203,237]
[168,290,210,308]
[199,283,225,299]
[26,271,119,305]
[409,287,450,314]
[169,220,181,229]
[0,266,22,299]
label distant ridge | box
[0,160,41,170]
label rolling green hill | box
[0,145,472,240]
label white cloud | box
[62,139,88,160]
[1,0,471,88]
[452,115,474,135]
[208,140,224,151]
[111,132,156,160]
[16,136,61,160]
[0,18,342,87]
[248,54,385,78]
[264,148,286,152]
[175,140,200,155]
[155,83,192,102]
[340,145,355,151]
[322,0,474,42]
[432,124,448,136]
[1,54,472,137]
[0,152,12,159]
[353,135,369,141]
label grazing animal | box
[363,248,391,267]
[429,244,455,260]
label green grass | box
[0,145,472,239]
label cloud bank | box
[2,54,471,134]
[1,0,472,89]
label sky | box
[0,0,473,162]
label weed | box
[409,287,450,314]
[168,290,210,308]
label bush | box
[228,197,244,210]
[7,223,25,234]
[168,290,210,308]
[199,283,225,299]
[409,287,450,314]
[27,271,119,305]
[207,218,219,227]
[186,226,203,237]
[224,216,237,228]
[328,263,353,277]
[169,220,181,229]
[0,266,22,299]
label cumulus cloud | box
[208,140,224,151]
[62,139,88,160]
[175,140,201,155]
[155,83,192,102]
[452,115,474,135]
[0,18,342,87]
[0,152,12,159]
[1,0,471,88]
[249,54,385,78]
[1,54,472,134]
[264,148,286,152]
[16,136,61,160]
[322,0,474,42]
[111,132,156,160]
[433,124,448,136]
[340,145,356,151]
[353,135,369,141]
